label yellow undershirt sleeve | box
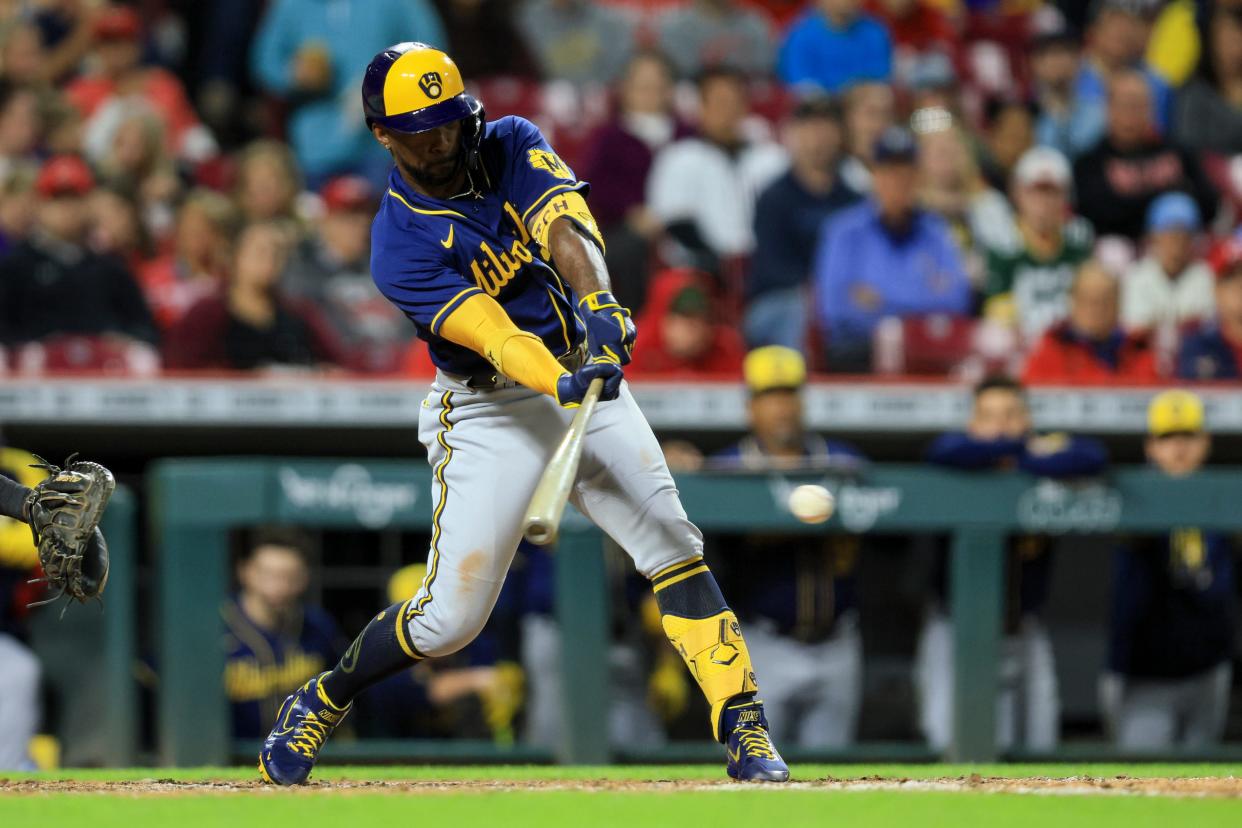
[438,292,569,398]
[528,191,605,256]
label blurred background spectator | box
[627,267,745,377]
[814,126,970,371]
[224,528,342,740]
[0,155,158,362]
[1102,390,1235,751]
[747,96,859,351]
[1077,0,1172,143]
[1073,69,1216,243]
[519,0,634,86]
[1023,259,1160,383]
[67,6,216,166]
[983,145,1091,344]
[839,80,895,193]
[164,221,343,372]
[779,0,892,94]
[915,112,1015,279]
[282,175,410,373]
[658,0,775,79]
[581,50,687,313]
[1178,234,1242,380]
[1175,3,1242,156]
[1121,192,1216,334]
[250,0,445,185]
[138,188,238,332]
[646,66,786,291]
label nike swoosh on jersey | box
[440,225,455,248]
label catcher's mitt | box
[24,454,114,608]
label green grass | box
[3,765,1241,828]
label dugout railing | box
[147,458,1242,767]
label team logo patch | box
[527,148,573,180]
[419,71,444,99]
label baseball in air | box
[787,484,835,524]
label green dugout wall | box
[150,459,1242,767]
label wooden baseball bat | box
[522,377,605,546]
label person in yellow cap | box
[706,346,865,748]
[1100,389,1235,751]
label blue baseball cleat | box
[258,673,350,786]
[721,698,790,782]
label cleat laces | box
[737,726,777,760]
[288,713,332,757]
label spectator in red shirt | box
[164,221,344,372]
[66,6,217,165]
[139,189,239,331]
[1023,259,1160,384]
[626,267,745,376]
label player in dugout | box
[257,42,789,785]
[1100,390,1238,751]
[711,345,866,748]
[920,375,1107,752]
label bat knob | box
[523,519,556,546]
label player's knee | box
[408,611,488,659]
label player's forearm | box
[0,473,31,523]
[439,292,568,396]
[547,214,612,300]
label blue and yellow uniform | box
[371,115,603,377]
[222,597,342,739]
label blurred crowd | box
[0,0,1240,382]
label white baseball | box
[787,484,835,524]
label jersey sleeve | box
[502,117,592,242]
[371,217,482,336]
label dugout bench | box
[147,459,1242,767]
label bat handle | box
[522,377,606,546]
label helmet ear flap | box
[461,95,486,170]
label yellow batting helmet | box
[361,42,484,147]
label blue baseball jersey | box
[371,116,589,376]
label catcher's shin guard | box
[651,558,759,742]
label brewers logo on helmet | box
[362,42,485,163]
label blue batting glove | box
[555,360,623,408]
[578,291,637,365]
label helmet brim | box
[370,94,478,134]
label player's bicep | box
[505,117,590,235]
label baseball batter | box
[258,42,789,784]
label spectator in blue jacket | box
[1101,390,1236,751]
[920,375,1107,753]
[1178,235,1242,380]
[778,0,892,94]
[746,97,860,352]
[250,0,446,185]
[710,346,866,747]
[813,126,970,371]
